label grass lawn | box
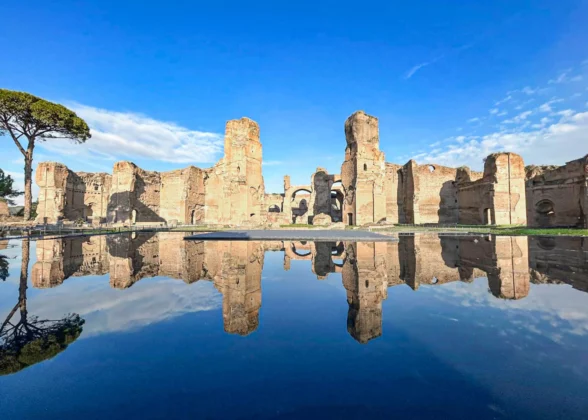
[370,224,588,237]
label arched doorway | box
[535,200,555,226]
[290,188,311,224]
[330,181,344,222]
[269,204,281,213]
[190,209,196,224]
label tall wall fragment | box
[457,153,527,225]
[526,154,588,228]
[341,111,386,225]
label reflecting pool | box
[0,233,587,419]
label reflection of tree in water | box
[0,239,84,376]
[0,254,8,281]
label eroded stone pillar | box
[341,111,386,226]
[35,162,69,224]
[342,242,388,343]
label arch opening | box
[535,200,555,226]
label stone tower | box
[342,242,388,343]
[484,153,526,225]
[220,117,265,225]
[35,162,69,223]
[341,111,386,226]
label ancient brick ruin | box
[35,111,587,228]
[31,232,588,342]
[525,155,588,228]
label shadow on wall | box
[437,180,458,224]
[107,190,166,225]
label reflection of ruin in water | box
[1,239,84,376]
[30,233,588,343]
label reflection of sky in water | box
[0,237,587,419]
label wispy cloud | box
[538,98,564,113]
[416,110,588,169]
[503,110,532,124]
[549,69,583,84]
[495,95,512,106]
[40,103,224,165]
[404,56,444,79]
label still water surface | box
[0,233,587,419]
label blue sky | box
[1,0,587,203]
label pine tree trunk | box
[23,143,34,221]
[19,238,30,320]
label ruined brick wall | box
[384,163,403,224]
[64,172,111,222]
[207,241,263,335]
[398,235,461,289]
[264,193,286,224]
[457,153,526,225]
[441,235,529,299]
[399,161,458,224]
[309,168,332,221]
[341,111,386,226]
[342,242,389,343]
[107,162,164,225]
[158,232,206,283]
[204,118,265,225]
[32,236,109,288]
[35,162,70,223]
[36,162,112,224]
[529,236,588,292]
[455,166,489,224]
[486,153,526,225]
[160,166,205,224]
[0,199,9,217]
[107,232,160,289]
[282,169,339,225]
[526,154,588,228]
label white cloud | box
[39,104,224,165]
[503,110,532,124]
[417,111,588,169]
[549,69,583,84]
[489,108,499,115]
[555,109,575,118]
[432,279,588,342]
[539,98,564,113]
[31,277,221,337]
[404,61,432,79]
[495,95,512,106]
[467,117,480,123]
[521,86,537,95]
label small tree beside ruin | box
[0,89,91,220]
[0,168,23,205]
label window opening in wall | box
[363,163,367,171]
[428,165,435,173]
[348,213,354,226]
[483,208,491,225]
